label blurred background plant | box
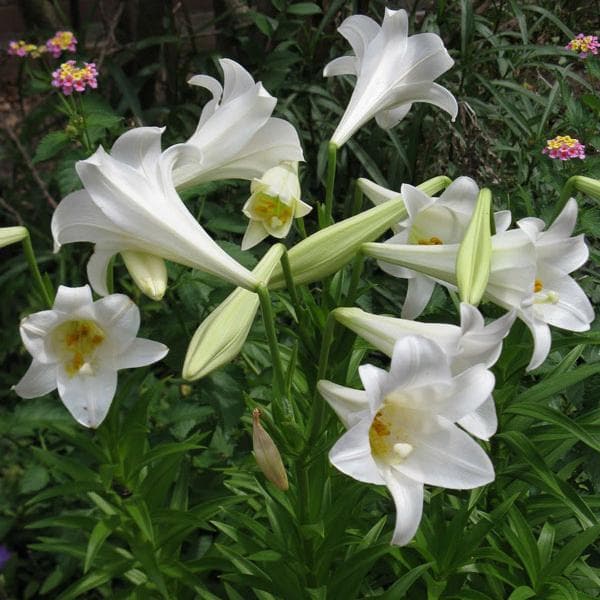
[1,0,600,598]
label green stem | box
[351,181,364,217]
[22,233,53,308]
[257,285,285,399]
[346,251,364,306]
[323,142,338,227]
[76,94,93,154]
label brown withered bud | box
[252,408,289,491]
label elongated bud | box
[182,244,285,381]
[121,250,168,301]
[0,226,28,249]
[456,188,492,305]
[252,408,289,491]
[573,176,600,200]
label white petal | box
[117,338,168,369]
[537,234,589,274]
[329,418,385,485]
[56,366,118,428]
[87,249,117,297]
[402,184,434,222]
[110,126,163,174]
[219,58,256,103]
[92,294,140,352]
[381,467,424,546]
[402,33,455,82]
[53,285,93,313]
[359,178,402,206]
[384,82,458,121]
[241,220,268,251]
[19,310,62,362]
[438,176,479,214]
[337,14,381,58]
[317,380,369,428]
[493,210,512,233]
[458,395,498,440]
[121,251,168,301]
[397,416,494,488]
[388,336,452,393]
[294,198,313,218]
[323,56,358,77]
[519,311,552,371]
[374,104,411,129]
[545,198,578,241]
[13,360,57,398]
[358,363,388,413]
[437,365,495,422]
[401,274,436,319]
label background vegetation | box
[1,1,599,598]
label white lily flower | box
[360,177,512,318]
[13,285,168,428]
[319,335,495,545]
[324,8,458,147]
[51,127,259,295]
[172,59,304,188]
[517,198,594,370]
[241,161,312,250]
[334,303,515,440]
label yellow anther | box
[418,236,443,245]
[534,278,543,293]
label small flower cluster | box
[46,30,78,57]
[7,30,77,59]
[51,60,98,95]
[566,33,599,58]
[542,135,586,161]
[7,40,45,58]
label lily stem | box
[346,251,364,306]
[257,285,286,399]
[22,233,53,308]
[323,142,337,227]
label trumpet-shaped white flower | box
[51,127,259,295]
[172,59,304,188]
[517,198,594,370]
[319,336,495,545]
[360,177,512,318]
[334,303,515,440]
[241,162,312,250]
[13,285,168,428]
[324,8,458,147]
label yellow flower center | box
[534,278,543,293]
[417,236,443,245]
[368,403,414,464]
[52,319,105,376]
[251,192,293,228]
[546,135,579,150]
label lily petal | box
[317,380,369,428]
[13,360,57,398]
[117,338,168,369]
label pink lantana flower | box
[7,40,44,57]
[46,31,77,58]
[52,61,98,95]
[565,34,599,59]
[542,135,586,161]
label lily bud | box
[252,408,289,491]
[0,226,28,249]
[456,188,492,305]
[573,176,600,201]
[182,244,285,381]
[268,200,407,289]
[121,251,168,301]
[359,175,451,207]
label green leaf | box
[378,563,432,599]
[55,571,113,600]
[84,518,117,573]
[32,131,69,163]
[287,2,322,15]
[19,465,49,494]
[539,524,600,581]
[125,499,155,544]
[507,587,536,600]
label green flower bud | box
[252,408,289,491]
[456,188,492,305]
[0,226,28,249]
[182,244,285,381]
[121,251,168,301]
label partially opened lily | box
[517,198,594,370]
[360,177,511,318]
[52,127,259,296]
[13,285,168,428]
[334,303,515,439]
[324,8,458,147]
[172,59,304,189]
[242,162,312,250]
[319,335,495,545]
